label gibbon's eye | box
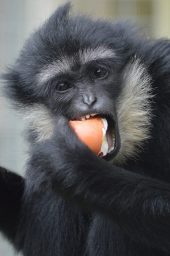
[92,66,109,80]
[56,81,73,92]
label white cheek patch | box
[114,58,153,163]
[24,105,55,142]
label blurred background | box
[0,0,170,254]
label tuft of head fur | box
[114,59,153,163]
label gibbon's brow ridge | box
[79,47,115,64]
[37,47,115,84]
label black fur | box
[0,167,24,242]
[1,3,170,255]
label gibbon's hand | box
[31,114,109,196]
[54,115,89,153]
[29,114,103,189]
[51,114,102,173]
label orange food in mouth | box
[69,117,109,155]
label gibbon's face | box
[38,47,122,160]
[4,4,152,162]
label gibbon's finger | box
[52,115,85,148]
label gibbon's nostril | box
[83,94,97,106]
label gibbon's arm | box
[0,167,24,243]
[30,118,170,253]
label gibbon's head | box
[3,3,152,163]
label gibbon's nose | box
[82,93,97,106]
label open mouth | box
[71,112,121,160]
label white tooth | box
[81,117,86,121]
[102,118,108,131]
[91,113,97,117]
[100,136,109,156]
[108,145,115,153]
[86,115,90,119]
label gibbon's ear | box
[2,69,23,107]
[2,68,37,108]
